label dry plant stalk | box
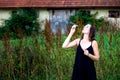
[44,19,53,51]
[13,27,24,39]
[3,33,10,55]
[56,25,62,47]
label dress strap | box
[79,39,81,45]
[91,41,92,46]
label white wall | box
[91,9,120,28]
[38,9,49,30]
[0,10,11,26]
[0,9,120,28]
[91,10,108,19]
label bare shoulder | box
[92,40,98,47]
[75,38,80,46]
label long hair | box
[80,25,96,41]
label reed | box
[55,24,62,47]
[44,19,53,53]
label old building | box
[0,0,120,33]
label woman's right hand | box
[62,25,78,48]
[70,25,76,34]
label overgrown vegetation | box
[0,8,39,39]
[69,10,103,31]
[0,9,120,80]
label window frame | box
[108,10,120,18]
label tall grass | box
[0,20,120,80]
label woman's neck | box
[83,34,89,41]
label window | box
[36,10,39,18]
[83,10,90,16]
[12,10,18,14]
[109,10,119,18]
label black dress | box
[71,41,97,80]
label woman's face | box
[82,24,91,34]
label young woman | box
[62,24,100,80]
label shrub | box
[69,10,103,30]
[0,8,39,39]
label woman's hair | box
[80,25,96,41]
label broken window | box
[109,10,119,18]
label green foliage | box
[0,31,120,79]
[0,9,120,80]
[69,10,103,30]
[0,8,39,39]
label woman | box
[62,24,100,80]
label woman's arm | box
[62,26,79,48]
[84,40,100,61]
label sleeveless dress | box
[71,40,97,80]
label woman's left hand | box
[84,49,89,56]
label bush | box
[69,10,103,30]
[0,8,39,39]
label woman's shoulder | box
[75,38,80,46]
[92,40,98,46]
[92,40,97,43]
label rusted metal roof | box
[0,0,120,8]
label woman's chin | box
[82,31,86,34]
[82,31,84,33]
